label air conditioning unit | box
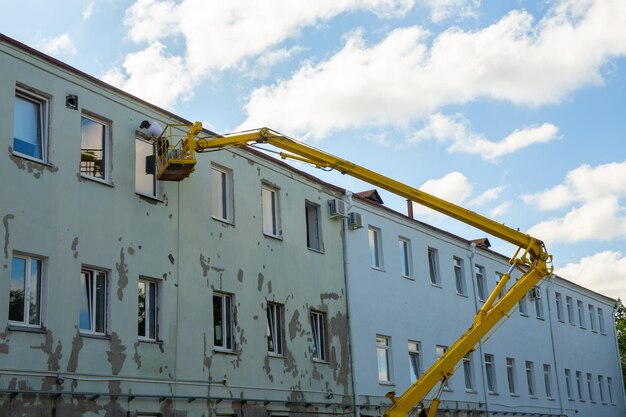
[328,199,348,219]
[529,286,542,301]
[347,212,363,230]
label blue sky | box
[2,0,625,302]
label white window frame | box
[80,113,111,182]
[588,304,596,332]
[565,368,573,400]
[587,372,595,402]
[598,375,605,403]
[566,296,575,325]
[597,307,605,334]
[213,292,235,351]
[377,335,392,383]
[463,354,475,391]
[576,370,584,401]
[368,226,384,269]
[484,353,497,394]
[79,267,109,336]
[506,357,517,395]
[526,361,536,397]
[534,297,544,320]
[428,247,441,286]
[135,136,163,200]
[408,340,421,383]
[607,376,614,404]
[9,254,44,328]
[399,237,413,278]
[577,300,586,328]
[555,292,564,322]
[310,310,328,362]
[13,87,48,163]
[454,257,466,295]
[305,201,323,252]
[543,364,553,399]
[211,164,234,223]
[475,265,487,301]
[266,302,284,356]
[262,184,281,238]
[496,272,506,299]
[138,278,159,341]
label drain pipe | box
[468,242,490,417]
[342,191,359,417]
[545,276,565,416]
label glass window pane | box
[213,295,224,346]
[14,96,42,159]
[95,272,107,333]
[9,257,27,322]
[79,271,92,330]
[81,116,106,179]
[148,282,156,339]
[138,281,146,337]
[135,138,157,196]
[28,259,42,325]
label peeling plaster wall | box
[0,37,352,417]
[344,199,626,417]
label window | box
[135,137,162,199]
[212,165,234,223]
[496,273,506,299]
[534,297,544,320]
[408,341,422,383]
[436,345,450,388]
[566,296,575,325]
[262,185,281,237]
[377,335,391,382]
[266,302,284,355]
[597,307,605,334]
[543,364,553,398]
[475,265,487,301]
[607,377,614,404]
[463,354,475,391]
[213,292,234,351]
[598,375,605,403]
[577,300,586,328]
[310,311,327,361]
[484,354,497,393]
[368,227,383,269]
[565,369,573,400]
[305,202,322,251]
[399,238,412,278]
[576,371,584,400]
[13,88,47,161]
[80,114,110,180]
[519,293,528,316]
[526,361,536,397]
[555,292,564,322]
[588,304,596,331]
[138,278,159,341]
[586,373,594,402]
[428,248,440,285]
[80,268,108,335]
[9,255,43,327]
[454,257,466,295]
[506,357,517,395]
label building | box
[344,191,626,417]
[1,33,624,417]
[0,34,351,417]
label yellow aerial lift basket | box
[154,123,203,181]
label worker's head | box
[139,120,151,129]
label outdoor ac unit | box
[529,286,542,301]
[347,212,363,230]
[328,199,348,219]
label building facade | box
[344,192,626,417]
[0,34,351,417]
[0,34,624,417]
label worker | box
[417,403,427,417]
[140,120,168,160]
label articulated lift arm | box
[156,123,553,417]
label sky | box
[2,0,625,304]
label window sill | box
[456,293,468,298]
[268,352,285,359]
[312,358,329,365]
[519,313,529,317]
[371,266,385,272]
[536,317,545,321]
[567,398,575,402]
[378,381,395,386]
[509,393,520,397]
[307,247,324,254]
[430,283,442,288]
[529,395,538,400]
[465,389,477,394]
[547,397,556,401]
[10,151,49,166]
[263,233,283,241]
[213,348,237,355]
[487,391,498,396]
[402,275,415,281]
[7,324,46,334]
[138,338,162,345]
[80,173,113,187]
[212,217,235,227]
[80,332,110,340]
[136,192,164,203]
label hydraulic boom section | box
[156,122,553,417]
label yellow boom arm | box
[156,124,553,417]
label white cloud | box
[107,0,416,106]
[489,201,511,218]
[424,0,480,23]
[469,186,504,206]
[410,113,559,160]
[82,2,95,20]
[412,171,473,217]
[101,42,193,108]
[556,251,626,302]
[39,33,77,57]
[241,0,626,138]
